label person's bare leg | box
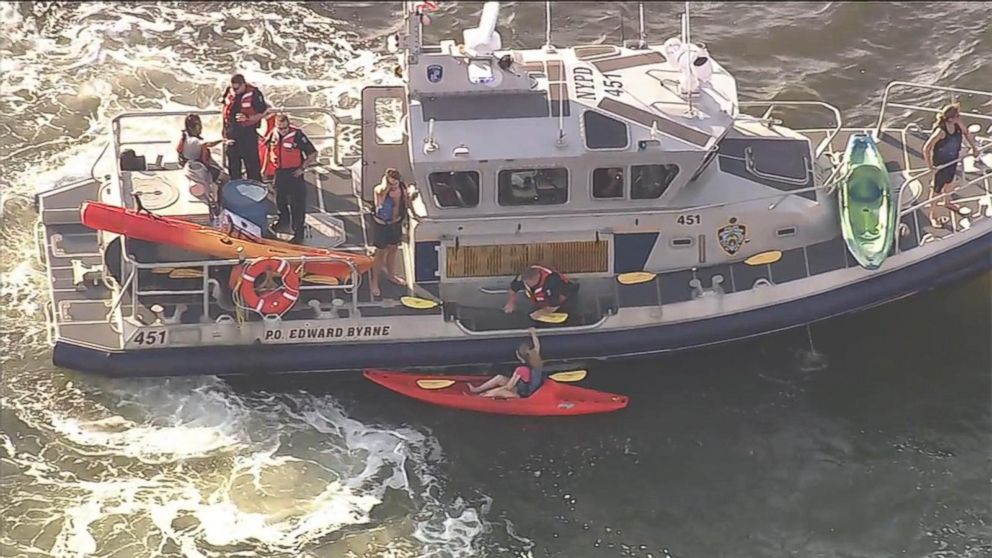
[469,375,508,393]
[387,245,404,285]
[481,386,520,399]
[927,185,942,228]
[371,249,386,297]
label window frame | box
[590,166,628,201]
[581,110,631,152]
[428,170,482,209]
[496,166,570,207]
[630,163,681,200]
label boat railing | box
[114,247,364,327]
[893,150,992,254]
[109,106,350,173]
[873,81,992,138]
[737,100,844,158]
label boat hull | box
[80,201,373,280]
[363,370,629,416]
[52,224,992,377]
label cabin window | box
[631,164,680,199]
[498,168,568,206]
[583,111,629,150]
[429,171,480,208]
[592,167,625,199]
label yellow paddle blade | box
[168,269,204,279]
[617,272,657,285]
[531,311,568,324]
[400,296,440,310]
[303,274,340,286]
[152,267,176,274]
[549,369,587,382]
[744,250,782,266]
[416,379,455,390]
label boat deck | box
[38,122,991,349]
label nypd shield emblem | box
[426,64,443,83]
[717,219,747,255]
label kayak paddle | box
[744,250,782,266]
[414,369,589,390]
[616,249,784,286]
[401,296,569,325]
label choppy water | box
[1,2,990,557]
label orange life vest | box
[264,126,305,172]
[222,84,261,125]
[524,265,571,307]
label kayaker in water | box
[469,328,544,398]
[923,103,979,228]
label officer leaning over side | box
[264,113,318,245]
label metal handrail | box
[105,267,136,322]
[874,81,992,137]
[110,106,346,172]
[738,100,844,158]
[453,314,611,336]
[118,246,365,321]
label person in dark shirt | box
[221,73,270,182]
[504,264,577,317]
[264,113,318,244]
[922,103,979,228]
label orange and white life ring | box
[235,257,300,316]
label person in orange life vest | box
[264,113,318,245]
[176,114,230,184]
[221,73,269,182]
[469,328,545,398]
[503,264,577,316]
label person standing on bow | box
[503,264,577,318]
[923,102,979,228]
[264,113,318,244]
[221,73,270,182]
[370,168,410,298]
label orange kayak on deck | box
[80,201,372,282]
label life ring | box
[415,1,438,13]
[235,257,300,316]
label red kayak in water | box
[81,201,373,282]
[363,369,629,416]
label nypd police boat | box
[34,2,992,377]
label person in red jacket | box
[504,264,578,318]
[263,113,318,244]
[221,73,269,182]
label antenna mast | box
[638,2,646,48]
[544,1,553,51]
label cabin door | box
[360,86,414,203]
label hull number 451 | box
[133,330,167,346]
[677,214,701,226]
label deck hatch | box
[445,240,608,278]
[592,51,666,73]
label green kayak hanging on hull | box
[839,133,898,270]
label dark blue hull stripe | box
[54,230,992,377]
